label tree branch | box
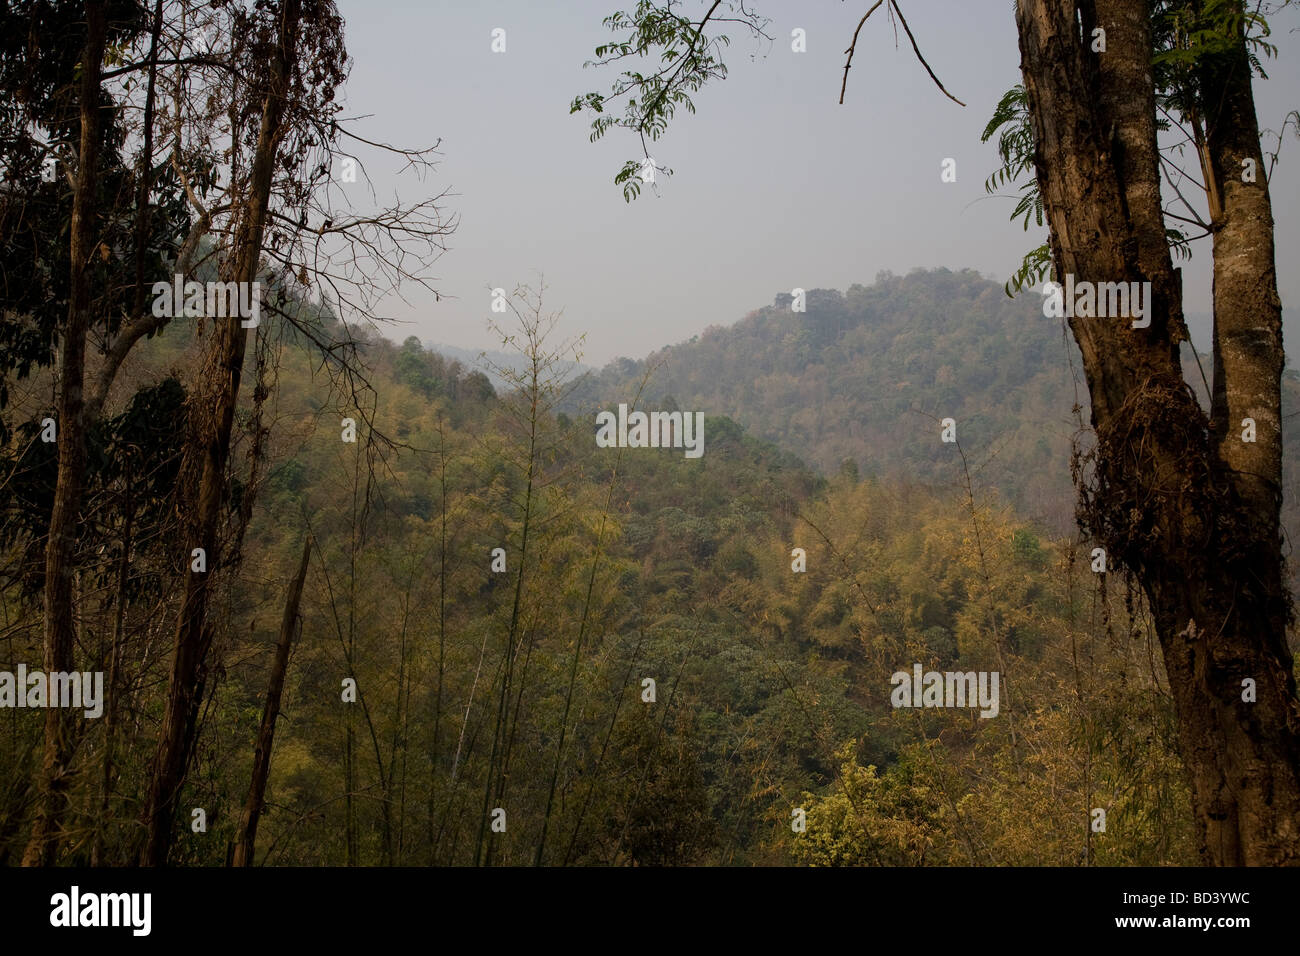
[841,1,885,105]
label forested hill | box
[0,286,1203,866]
[567,268,1300,537]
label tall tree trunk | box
[230,539,310,867]
[139,0,303,866]
[1015,0,1300,865]
[1195,0,1299,865]
[91,469,132,865]
[22,0,108,867]
[476,398,538,867]
[428,421,448,864]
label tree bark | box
[1195,0,1298,865]
[22,0,108,867]
[230,539,310,867]
[139,0,303,866]
[1015,0,1300,865]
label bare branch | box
[888,0,965,106]
[840,1,885,105]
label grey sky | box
[334,0,1300,366]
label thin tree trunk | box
[388,553,417,864]
[428,422,448,864]
[22,0,108,867]
[537,463,622,864]
[345,720,356,865]
[230,539,311,866]
[91,467,132,865]
[562,632,643,866]
[131,0,166,319]
[475,391,538,867]
[139,0,303,866]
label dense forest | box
[1,287,1199,864]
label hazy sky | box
[333,0,1300,367]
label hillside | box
[567,268,1300,541]
[0,294,1200,866]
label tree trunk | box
[1015,0,1300,865]
[22,0,108,867]
[428,425,448,863]
[1195,0,1299,865]
[139,0,303,866]
[230,539,311,866]
[91,468,132,865]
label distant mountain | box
[566,267,1300,537]
[424,341,592,392]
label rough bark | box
[1015,0,1300,865]
[1201,5,1285,538]
[1195,0,1298,865]
[230,539,310,867]
[139,0,303,866]
[21,0,108,867]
